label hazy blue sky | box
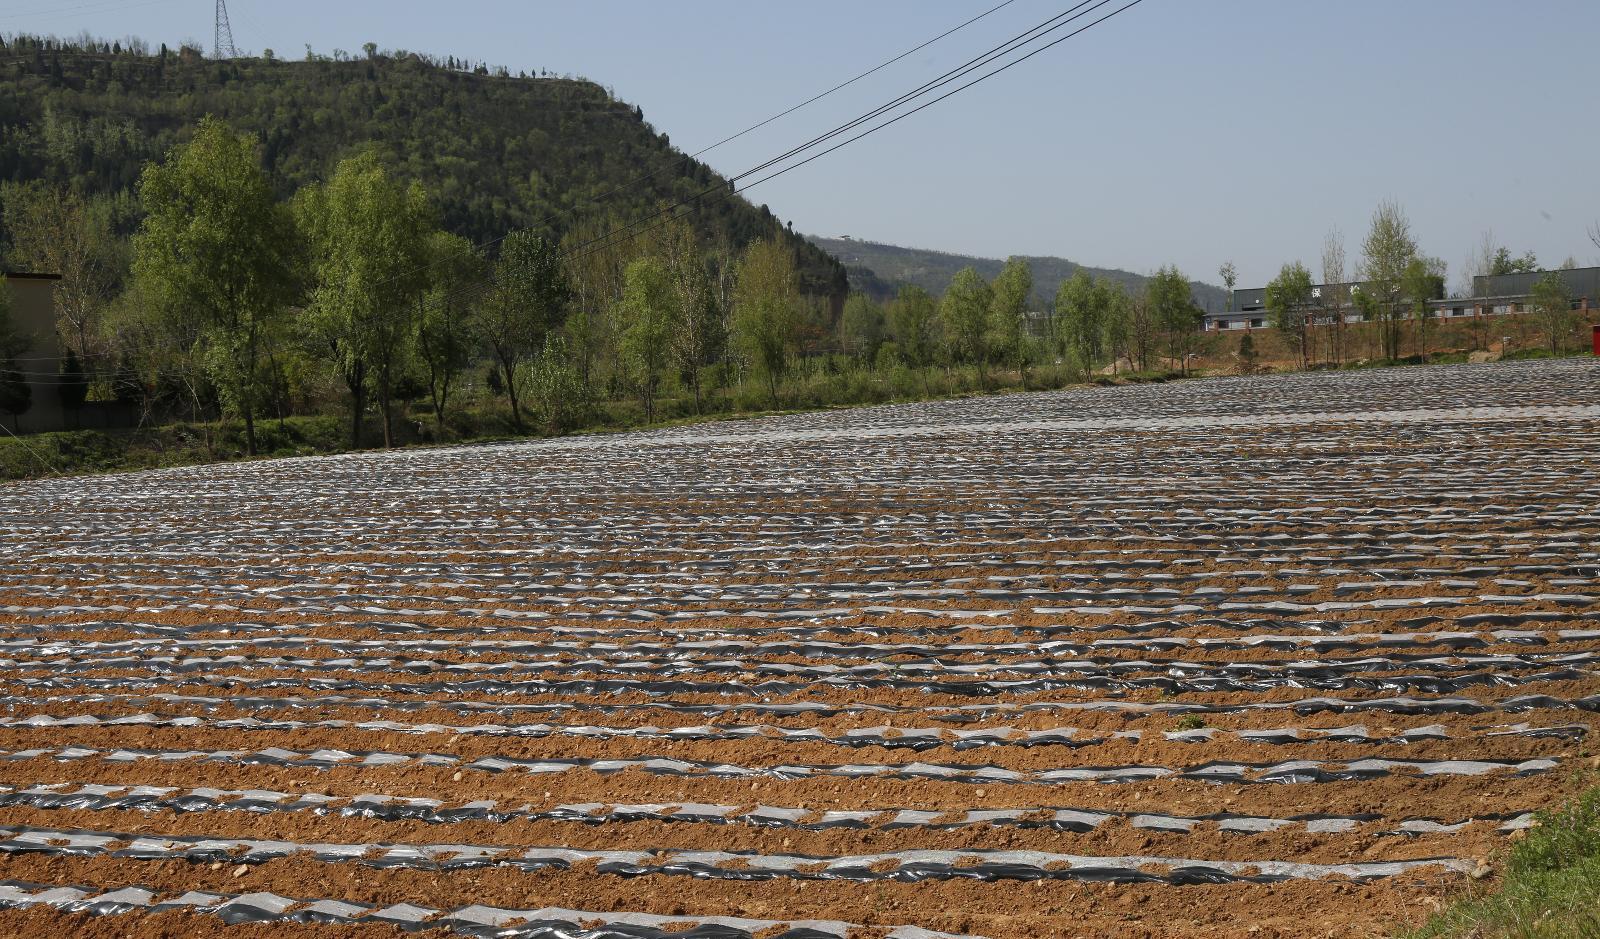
[6,0,1599,287]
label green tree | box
[132,117,299,455]
[298,151,434,448]
[1401,256,1446,359]
[523,333,585,432]
[1236,331,1258,374]
[939,267,993,380]
[1,182,120,361]
[886,285,939,372]
[1148,265,1202,374]
[1264,261,1314,368]
[663,224,725,413]
[1530,272,1573,354]
[988,257,1032,376]
[1055,270,1107,375]
[1102,282,1131,374]
[1358,200,1418,361]
[416,231,484,432]
[840,293,886,365]
[1126,286,1157,373]
[732,239,800,407]
[1489,248,1540,276]
[614,256,678,423]
[1218,261,1237,312]
[479,231,571,430]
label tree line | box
[0,118,1217,443]
[1249,201,1584,369]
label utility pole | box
[214,0,238,59]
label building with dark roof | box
[1,271,65,433]
[1206,266,1599,331]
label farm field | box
[0,358,1598,939]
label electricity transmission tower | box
[213,0,238,59]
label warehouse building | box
[1206,266,1599,331]
[1,271,65,434]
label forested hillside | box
[811,235,1226,310]
[0,34,845,296]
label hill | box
[809,235,1226,310]
[0,35,845,297]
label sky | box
[4,0,1599,288]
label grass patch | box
[1403,780,1600,939]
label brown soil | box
[3,362,1599,938]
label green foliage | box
[1359,200,1419,361]
[0,33,843,297]
[988,258,1032,372]
[522,334,587,432]
[732,239,800,406]
[480,231,570,428]
[808,236,1227,311]
[1147,265,1202,374]
[1407,783,1600,939]
[298,150,434,447]
[1236,331,1258,373]
[1218,261,1237,310]
[1489,247,1541,276]
[1264,261,1315,366]
[1055,269,1108,373]
[0,181,122,360]
[886,285,939,370]
[659,221,724,413]
[615,256,678,422]
[1402,255,1448,359]
[939,267,993,374]
[416,231,485,428]
[131,117,300,455]
[840,293,886,364]
[1530,272,1574,354]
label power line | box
[686,0,1023,162]
[563,0,1139,268]
[557,1,1116,265]
[425,0,1143,314]
[342,0,1031,295]
[0,0,182,25]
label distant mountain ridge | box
[808,236,1227,311]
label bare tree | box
[1320,228,1347,365]
[1127,287,1156,373]
[1462,230,1498,350]
[1359,201,1418,361]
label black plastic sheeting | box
[4,609,1598,643]
[0,826,1473,885]
[7,624,1599,658]
[0,782,1533,838]
[4,690,1598,726]
[4,650,1593,684]
[0,743,1560,786]
[0,879,910,939]
[13,664,1595,698]
[0,709,1585,753]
